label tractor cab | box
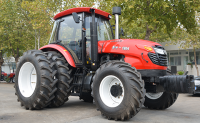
[49,8,114,65]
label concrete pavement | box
[0,83,200,123]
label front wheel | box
[92,61,145,121]
[144,92,178,109]
[144,70,178,110]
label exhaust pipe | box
[90,8,98,70]
[112,7,121,39]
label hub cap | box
[110,85,123,97]
[99,75,124,107]
[18,62,37,97]
[146,92,163,100]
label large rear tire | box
[15,50,57,109]
[46,51,74,107]
[144,92,178,109]
[92,61,145,121]
[144,71,178,110]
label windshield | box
[85,14,113,41]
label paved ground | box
[0,83,200,123]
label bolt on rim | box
[99,75,124,107]
[18,62,37,97]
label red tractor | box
[15,7,194,121]
[1,71,7,81]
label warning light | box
[144,46,153,51]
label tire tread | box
[91,60,145,121]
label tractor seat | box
[69,41,78,46]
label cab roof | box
[53,7,111,20]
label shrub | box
[177,71,184,75]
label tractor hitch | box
[159,75,194,94]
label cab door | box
[84,13,114,64]
[57,13,83,64]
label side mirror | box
[72,12,80,23]
[120,27,125,36]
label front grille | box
[148,52,168,66]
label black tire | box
[46,51,74,107]
[14,50,57,110]
[1,76,3,81]
[12,76,15,83]
[80,92,93,103]
[92,61,145,121]
[144,71,179,110]
[144,92,178,110]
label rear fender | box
[40,44,76,68]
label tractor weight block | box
[159,75,194,93]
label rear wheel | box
[47,51,74,107]
[144,71,178,110]
[144,92,178,110]
[92,61,145,121]
[15,50,56,109]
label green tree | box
[98,0,199,42]
[170,12,200,76]
[1,0,31,66]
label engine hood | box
[98,39,162,54]
[98,39,167,70]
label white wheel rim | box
[99,75,124,108]
[18,62,37,97]
[146,92,163,100]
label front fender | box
[40,44,76,68]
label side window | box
[85,14,113,41]
[58,14,82,62]
[84,14,113,64]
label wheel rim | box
[146,92,163,100]
[99,75,124,107]
[18,62,37,97]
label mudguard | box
[40,44,76,68]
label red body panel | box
[40,40,167,70]
[2,72,7,76]
[40,44,76,68]
[54,7,111,20]
[9,73,15,78]
[98,39,167,70]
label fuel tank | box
[98,39,167,71]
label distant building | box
[160,41,200,76]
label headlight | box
[154,48,167,55]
